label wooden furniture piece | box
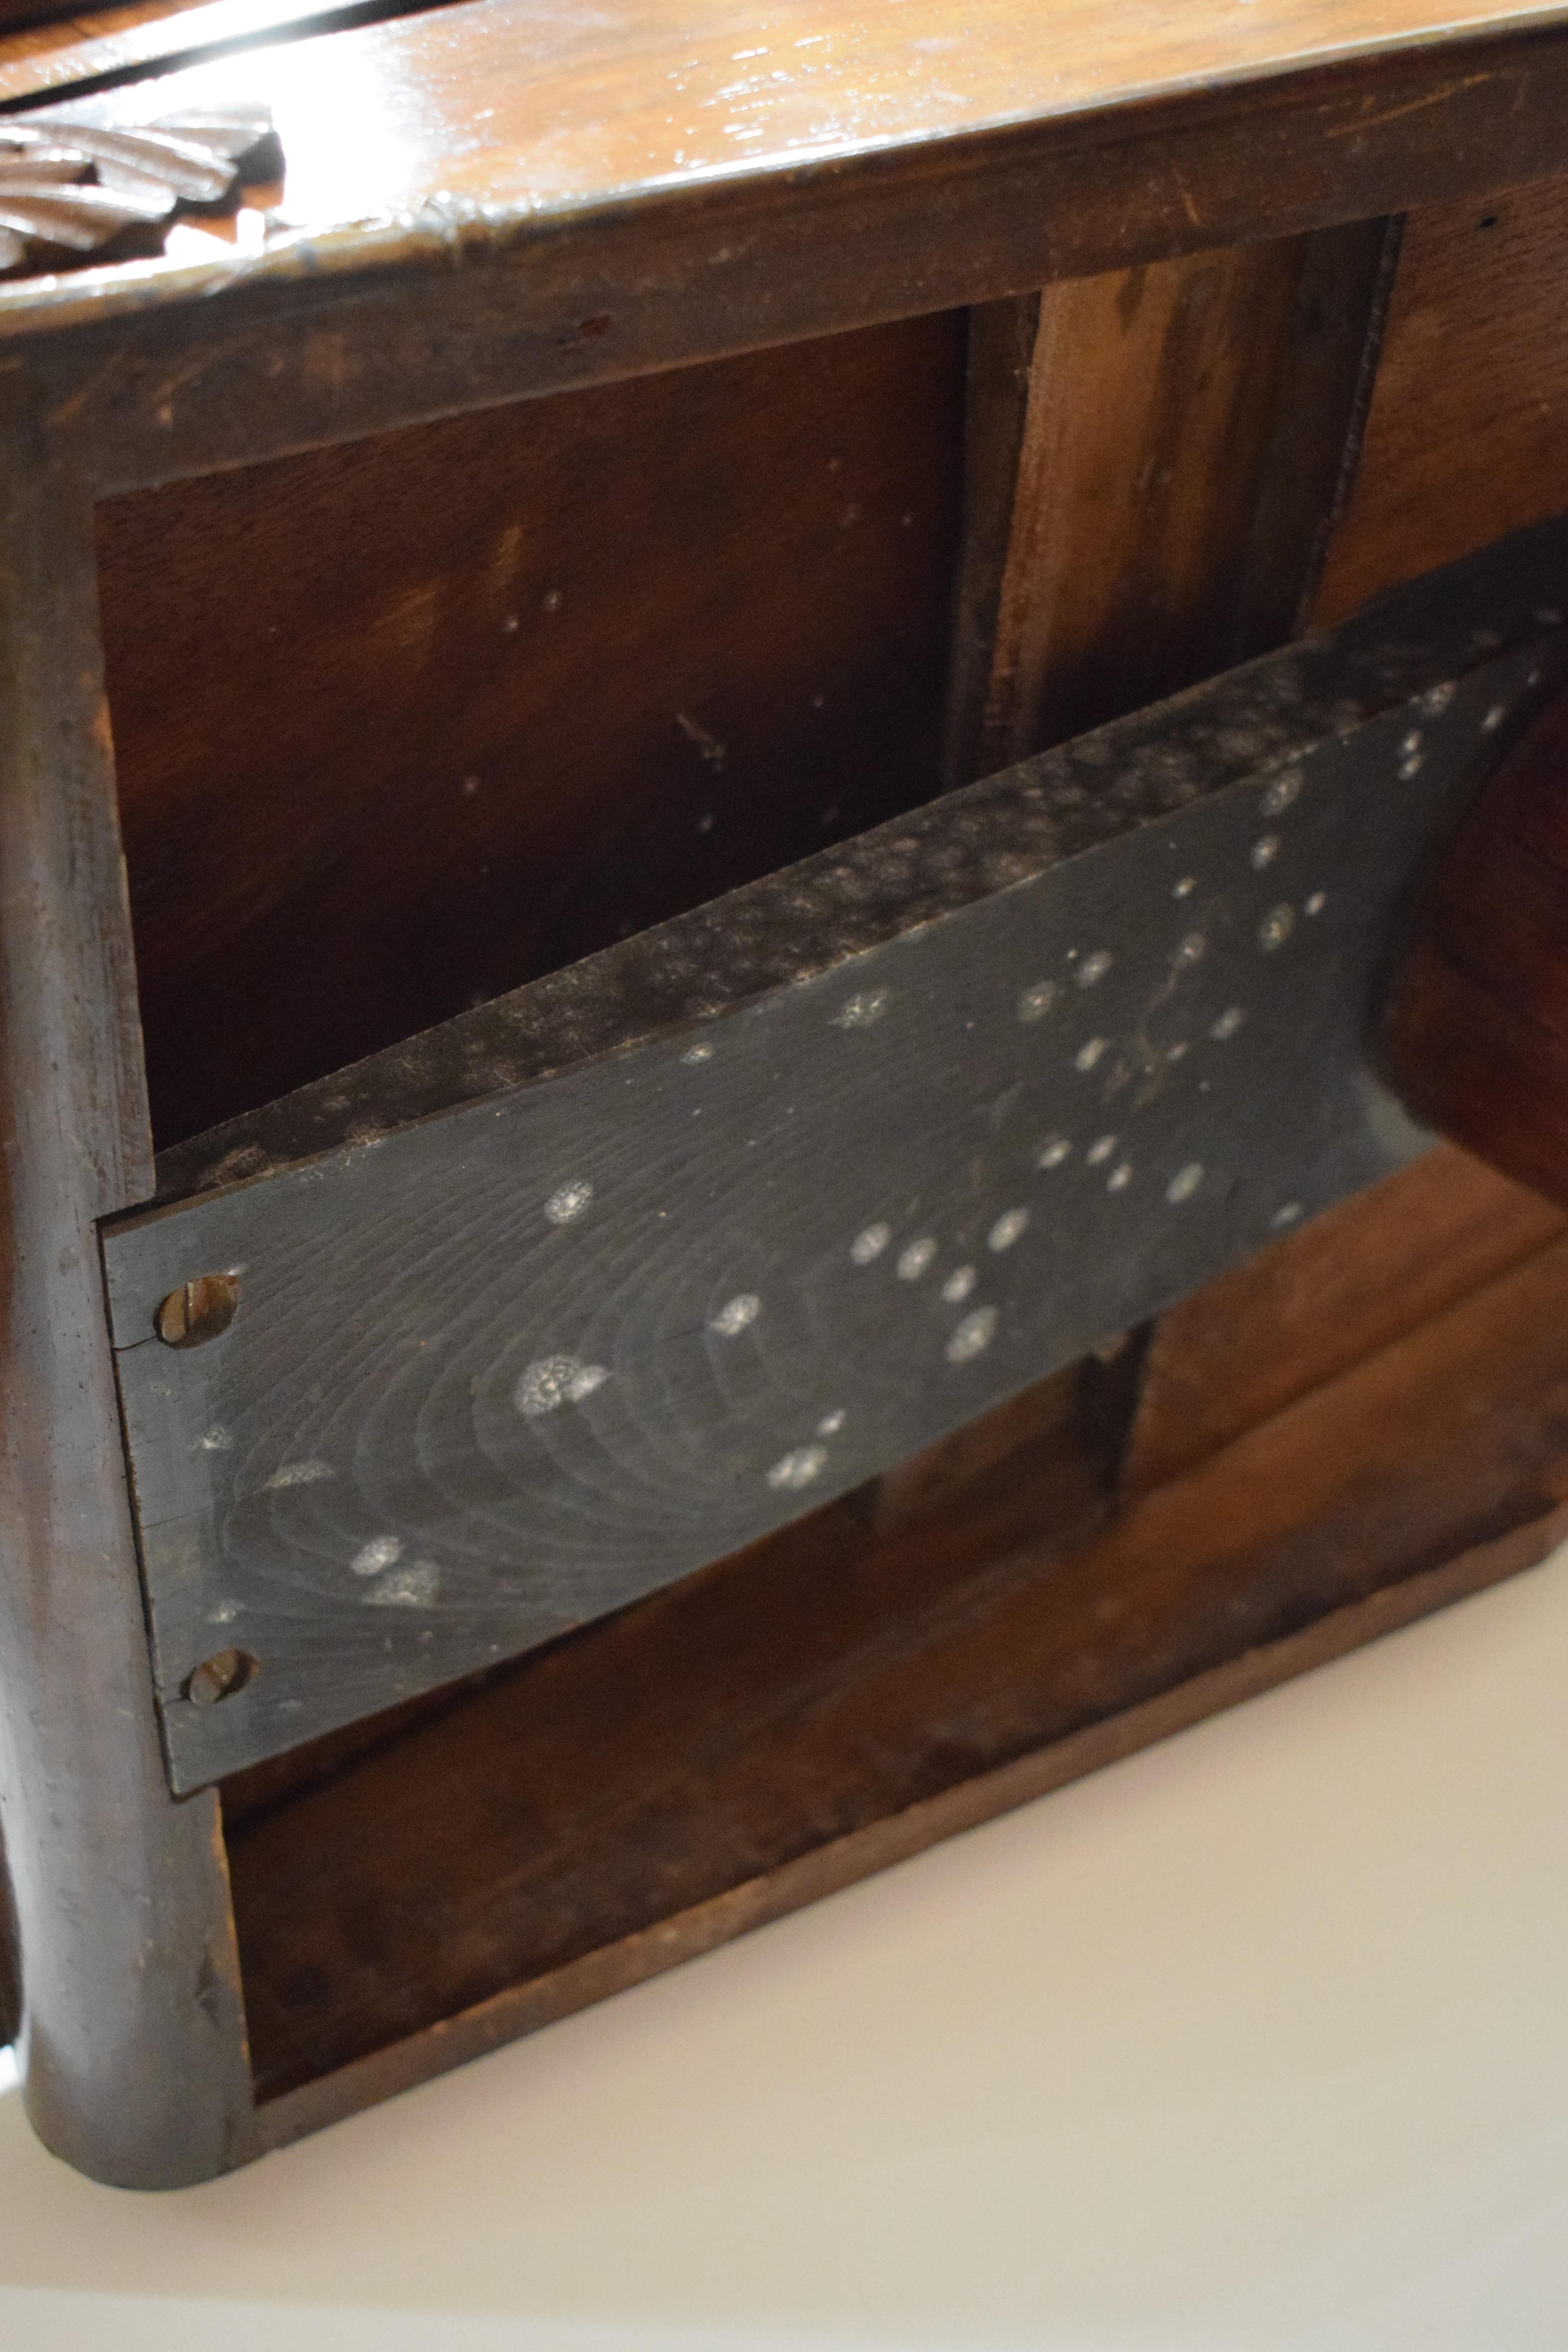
[4,0,1568,2190]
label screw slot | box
[185,1647,258,1706]
[156,1273,239,1348]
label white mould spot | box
[1250,834,1280,870]
[352,1535,404,1578]
[1258,905,1296,951]
[1399,750,1424,780]
[1261,770,1302,818]
[195,1426,233,1452]
[209,1600,240,1625]
[1037,1136,1073,1169]
[365,1560,441,1609]
[1075,1037,1110,1072]
[897,1237,937,1280]
[1167,1041,1190,1062]
[1419,681,1457,717]
[1482,703,1507,733]
[851,1222,891,1265]
[1107,1163,1133,1193]
[1086,1135,1117,1165]
[545,1178,593,1225]
[682,1041,715,1065]
[946,1306,998,1365]
[767,1445,828,1492]
[1173,933,1206,969]
[988,1207,1029,1252]
[1166,1163,1203,1205]
[514,1356,611,1417]
[817,1409,846,1437]
[1211,1006,1247,1041]
[1076,950,1113,989]
[1271,1202,1304,1230]
[1305,891,1327,917]
[710,1293,761,1337]
[265,1459,333,1490]
[942,1265,977,1303]
[834,989,890,1030]
[1173,876,1198,899]
[1017,980,1058,1023]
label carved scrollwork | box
[0,102,281,278]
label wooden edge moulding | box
[1,0,1568,2188]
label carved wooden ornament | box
[0,104,279,276]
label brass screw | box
[156,1272,239,1348]
[186,1647,257,1706]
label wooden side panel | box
[1312,172,1568,623]
[227,1216,1568,2104]
[98,313,966,1148]
[1123,1144,1567,1495]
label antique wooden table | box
[4,0,1568,2188]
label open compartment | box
[87,180,1568,2133]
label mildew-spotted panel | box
[104,530,1568,1788]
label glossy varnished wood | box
[0,7,1560,492]
[0,379,254,2185]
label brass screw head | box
[156,1272,239,1347]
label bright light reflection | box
[0,2045,18,2096]
[256,30,434,226]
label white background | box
[0,1539,1565,2349]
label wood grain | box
[947,221,1395,779]
[1123,1144,1568,1494]
[1313,171,1568,623]
[227,1210,1568,2104]
[9,14,1568,496]
[99,313,964,1145]
[0,375,253,2184]
[105,546,1563,1786]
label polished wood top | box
[4,0,1567,290]
[4,0,1568,486]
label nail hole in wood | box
[156,1273,239,1347]
[186,1648,258,1707]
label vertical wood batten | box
[0,372,254,2185]
[944,218,1399,783]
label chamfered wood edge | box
[11,21,1568,495]
[252,1496,1568,2156]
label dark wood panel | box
[105,536,1567,1786]
[99,313,965,1145]
[1314,172,1568,623]
[1124,1143,1568,1494]
[228,1213,1568,2104]
[1381,689,1568,1206]
[0,379,254,2184]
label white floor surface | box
[0,1537,1565,2349]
